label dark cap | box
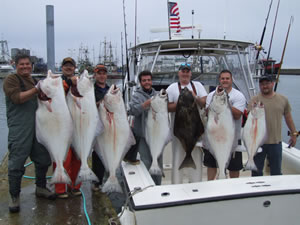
[259,75,273,83]
[94,64,107,73]
[179,63,191,71]
[62,57,76,67]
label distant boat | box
[0,40,14,75]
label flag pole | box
[167,0,171,40]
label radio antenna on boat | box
[255,0,273,60]
[121,32,124,89]
[134,0,138,74]
[274,16,294,92]
[266,0,280,63]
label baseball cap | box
[62,57,76,67]
[94,64,107,73]
[259,75,273,83]
[179,63,191,71]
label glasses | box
[181,63,191,67]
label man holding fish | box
[204,69,246,180]
[124,70,164,185]
[91,64,110,191]
[249,75,298,176]
[167,63,207,184]
[53,57,82,198]
[3,54,56,213]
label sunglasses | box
[181,63,191,67]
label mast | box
[167,0,171,40]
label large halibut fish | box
[95,85,135,193]
[36,70,72,184]
[206,87,235,179]
[67,70,100,185]
[242,101,267,171]
[145,89,172,176]
[174,87,204,170]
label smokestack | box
[46,5,55,72]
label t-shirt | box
[167,81,207,103]
[166,81,207,130]
[248,93,291,144]
[206,88,246,149]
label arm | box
[168,102,177,112]
[128,94,150,116]
[195,96,207,108]
[284,112,298,147]
[231,106,243,120]
[19,88,39,104]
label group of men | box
[3,54,298,213]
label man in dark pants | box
[3,54,56,213]
[91,64,110,191]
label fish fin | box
[50,166,72,185]
[75,167,99,186]
[244,159,258,171]
[44,100,52,112]
[73,96,82,109]
[179,155,196,170]
[102,175,123,193]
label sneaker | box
[92,183,100,192]
[35,187,56,200]
[56,192,69,199]
[71,189,82,196]
[9,195,20,213]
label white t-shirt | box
[206,88,246,149]
[166,81,207,131]
[167,81,207,103]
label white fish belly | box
[206,109,235,178]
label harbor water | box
[0,75,300,162]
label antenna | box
[192,10,194,39]
[122,0,130,83]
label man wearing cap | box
[166,63,207,184]
[3,54,56,213]
[53,57,82,198]
[203,69,246,180]
[249,75,298,176]
[91,64,109,191]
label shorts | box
[203,148,243,171]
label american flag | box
[168,1,181,33]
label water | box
[0,75,299,162]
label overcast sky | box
[1,0,299,68]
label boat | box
[119,38,300,225]
[0,40,14,75]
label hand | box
[142,99,151,109]
[71,76,77,85]
[288,135,297,148]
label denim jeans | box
[252,142,282,176]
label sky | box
[1,0,299,68]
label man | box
[91,64,109,191]
[53,57,81,198]
[3,54,56,213]
[203,69,246,180]
[124,70,163,185]
[250,75,298,176]
[166,63,207,184]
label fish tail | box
[217,167,227,179]
[244,159,258,171]
[75,167,99,186]
[50,166,72,185]
[149,162,162,176]
[102,176,123,193]
[179,155,196,170]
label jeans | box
[252,142,282,176]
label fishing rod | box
[134,0,138,72]
[274,16,294,92]
[255,0,273,60]
[121,32,124,90]
[266,0,280,62]
[122,0,130,85]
